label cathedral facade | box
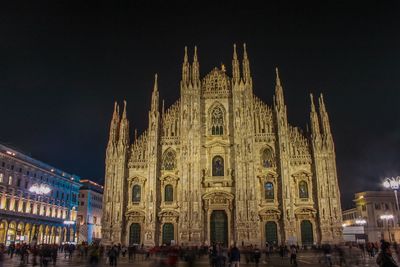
[101,44,343,247]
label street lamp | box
[380,214,394,242]
[383,176,400,212]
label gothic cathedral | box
[102,44,343,247]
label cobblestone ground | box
[0,250,384,267]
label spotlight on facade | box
[29,183,51,195]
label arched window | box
[162,149,176,170]
[212,156,224,176]
[132,185,141,203]
[211,106,224,135]
[261,148,274,168]
[299,181,309,199]
[264,182,274,200]
[165,185,174,202]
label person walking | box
[229,245,240,267]
[290,245,297,266]
[108,245,118,266]
[376,241,399,267]
[322,244,332,267]
[253,246,261,267]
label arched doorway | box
[31,225,38,244]
[265,221,278,245]
[16,222,24,243]
[0,221,7,243]
[38,225,44,244]
[129,223,141,246]
[6,221,16,245]
[210,210,228,246]
[24,224,31,243]
[300,220,314,245]
[162,223,174,245]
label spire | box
[242,43,251,83]
[184,46,188,62]
[151,73,159,112]
[182,46,190,85]
[318,93,332,138]
[232,43,240,83]
[107,102,120,146]
[191,46,200,85]
[121,100,127,120]
[310,93,316,112]
[193,45,198,62]
[309,93,321,140]
[274,67,285,108]
[118,100,129,146]
[153,73,158,92]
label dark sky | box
[0,1,399,208]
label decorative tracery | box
[261,147,274,168]
[162,149,176,170]
[210,106,224,135]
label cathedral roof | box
[201,66,231,98]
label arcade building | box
[0,143,81,245]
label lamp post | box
[383,176,400,212]
[380,214,394,242]
[383,176,400,242]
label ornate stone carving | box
[103,50,343,246]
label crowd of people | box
[0,239,398,266]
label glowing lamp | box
[29,184,51,195]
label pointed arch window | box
[211,106,224,135]
[164,185,173,202]
[162,149,176,170]
[264,182,274,200]
[299,181,309,199]
[261,148,274,168]
[132,185,141,203]
[212,156,224,176]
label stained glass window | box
[212,156,224,176]
[132,185,141,202]
[261,148,274,168]
[211,106,224,135]
[165,185,173,202]
[299,181,309,199]
[162,149,176,170]
[265,182,274,200]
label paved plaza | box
[0,249,381,267]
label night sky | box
[1,1,399,208]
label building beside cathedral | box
[102,44,343,247]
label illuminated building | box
[343,191,400,243]
[102,44,343,246]
[0,144,80,245]
[77,179,103,244]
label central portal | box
[210,210,228,246]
